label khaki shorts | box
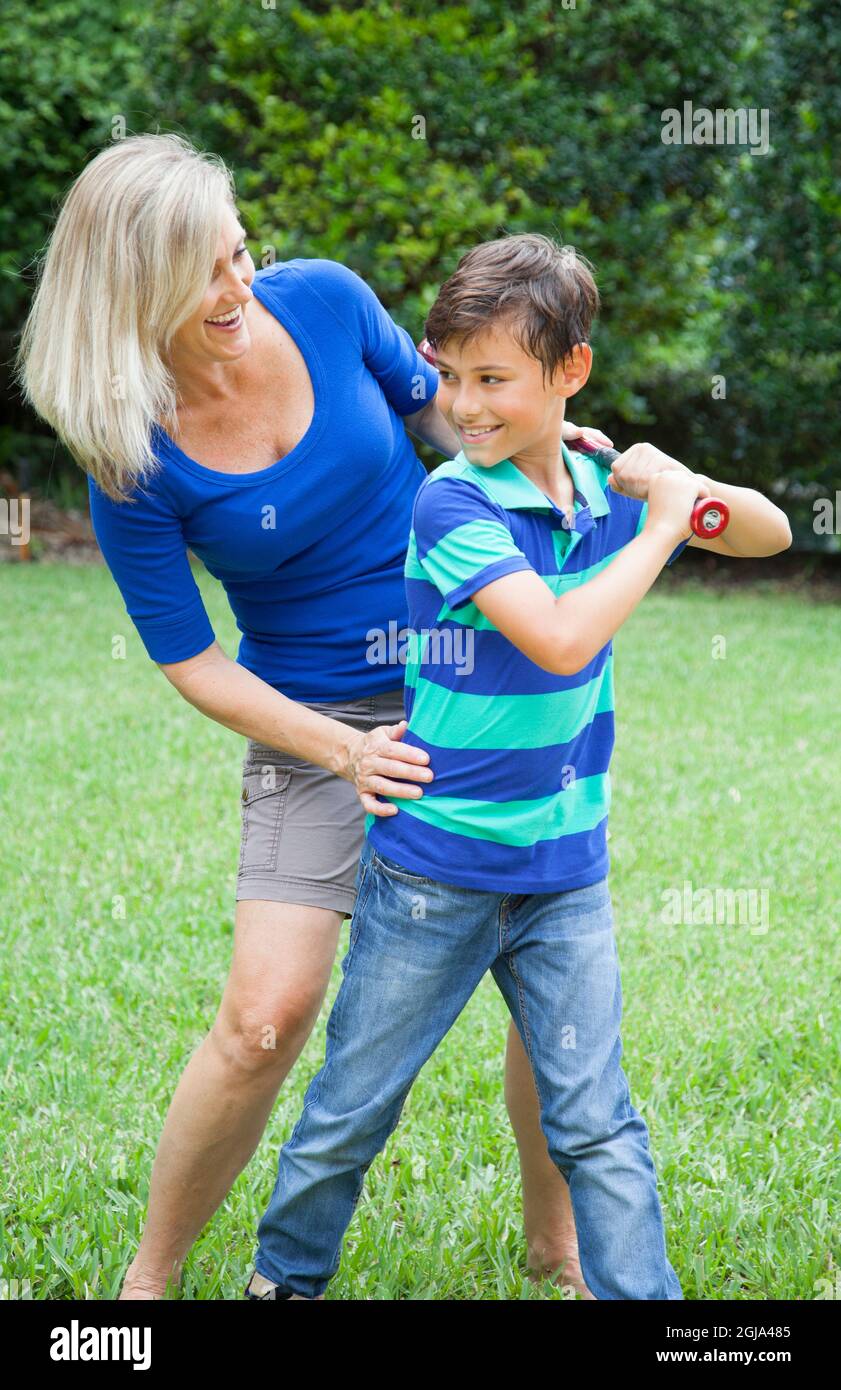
[236,686,406,918]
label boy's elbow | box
[767,506,793,554]
[508,605,590,675]
[757,518,793,556]
[556,649,591,677]
[532,614,591,676]
[540,637,590,677]
[732,514,792,558]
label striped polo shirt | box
[365,444,689,892]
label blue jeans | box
[253,837,683,1300]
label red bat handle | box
[574,442,730,539]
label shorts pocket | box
[238,766,293,876]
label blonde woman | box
[16,132,609,1300]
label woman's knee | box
[212,988,325,1073]
[213,899,343,1073]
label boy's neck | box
[507,434,575,515]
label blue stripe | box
[445,555,533,610]
[402,625,611,696]
[413,476,509,562]
[503,511,560,572]
[367,813,610,893]
[396,708,614,802]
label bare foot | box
[527,1247,596,1301]
[118,1258,181,1301]
[118,1284,165,1301]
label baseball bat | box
[573,441,730,539]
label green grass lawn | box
[1,562,839,1301]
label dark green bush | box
[2,0,837,541]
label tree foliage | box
[1,0,837,530]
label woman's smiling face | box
[171,203,257,364]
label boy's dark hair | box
[424,233,599,384]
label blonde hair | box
[15,132,237,501]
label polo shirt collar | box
[456,442,610,528]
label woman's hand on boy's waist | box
[338,719,435,817]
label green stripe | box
[429,547,632,630]
[635,502,649,535]
[552,526,576,569]
[380,772,610,844]
[420,518,526,597]
[426,458,472,484]
[404,531,425,581]
[407,661,613,749]
[541,552,618,596]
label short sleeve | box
[88,473,216,663]
[629,498,690,566]
[412,476,534,609]
[299,258,439,415]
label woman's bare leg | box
[504,1017,595,1299]
[119,900,344,1299]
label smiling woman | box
[15,137,243,502]
[160,215,318,476]
[12,131,599,1301]
[205,304,245,328]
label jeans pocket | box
[239,766,292,876]
[559,876,614,930]
[370,846,437,889]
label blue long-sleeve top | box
[88,258,440,702]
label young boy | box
[245,234,791,1301]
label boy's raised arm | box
[604,441,793,558]
[685,474,792,557]
[470,470,711,676]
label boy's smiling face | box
[433,319,592,474]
